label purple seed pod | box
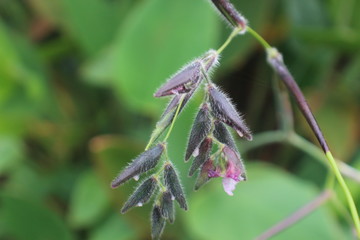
[121,176,158,213]
[185,103,212,161]
[207,84,252,141]
[111,144,165,188]
[154,61,202,97]
[213,120,237,151]
[189,137,213,177]
[160,190,175,224]
[200,49,219,72]
[209,0,248,32]
[151,204,166,240]
[164,163,188,210]
[194,159,215,190]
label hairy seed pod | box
[213,120,237,151]
[185,103,212,161]
[194,159,215,190]
[154,61,202,97]
[151,204,166,240]
[160,190,175,224]
[201,49,219,72]
[111,144,165,188]
[208,84,252,140]
[164,164,188,210]
[189,138,213,177]
[210,0,247,31]
[121,176,158,213]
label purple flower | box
[206,146,246,196]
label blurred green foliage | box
[0,0,359,239]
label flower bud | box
[189,137,213,177]
[208,84,252,140]
[164,163,188,210]
[111,144,165,188]
[185,103,212,161]
[213,120,237,151]
[194,159,215,190]
[121,176,158,213]
[154,61,202,97]
[160,190,175,224]
[210,0,247,32]
[151,204,166,240]
[200,49,219,72]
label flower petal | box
[222,177,238,196]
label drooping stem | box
[256,190,332,240]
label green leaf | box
[112,0,220,114]
[184,163,347,240]
[68,170,110,228]
[0,195,73,240]
[0,136,23,174]
[89,213,136,240]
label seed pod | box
[213,120,237,151]
[200,49,219,72]
[160,190,175,224]
[194,159,215,190]
[111,144,165,188]
[121,176,158,213]
[189,138,213,177]
[208,84,252,140]
[210,0,247,31]
[164,164,188,210]
[151,204,166,240]
[185,103,212,161]
[154,61,202,97]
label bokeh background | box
[0,0,360,239]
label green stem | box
[326,151,360,236]
[246,26,271,49]
[163,95,185,142]
[217,27,242,54]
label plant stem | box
[163,95,185,142]
[326,151,360,236]
[217,27,242,54]
[246,26,271,49]
[256,190,332,240]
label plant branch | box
[255,190,332,240]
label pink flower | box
[206,146,246,196]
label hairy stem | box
[256,190,332,240]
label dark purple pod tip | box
[154,61,202,97]
[201,49,219,72]
[111,143,165,188]
[210,0,247,31]
[207,84,252,141]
